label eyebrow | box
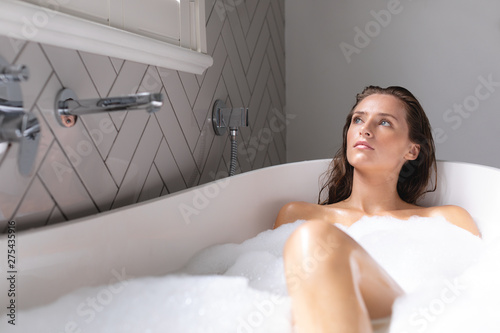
[352,111,400,122]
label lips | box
[354,141,374,150]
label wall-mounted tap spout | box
[0,55,40,176]
[54,88,163,128]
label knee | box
[284,220,351,264]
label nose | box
[359,124,372,137]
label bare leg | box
[283,220,404,333]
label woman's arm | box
[430,205,482,237]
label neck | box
[344,168,408,214]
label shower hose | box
[229,128,238,176]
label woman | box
[273,86,481,332]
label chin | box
[347,157,375,170]
[347,151,373,164]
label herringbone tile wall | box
[0,0,286,232]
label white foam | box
[337,215,485,293]
[2,220,302,333]
[4,216,496,333]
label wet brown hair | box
[318,85,437,205]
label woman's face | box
[346,94,419,175]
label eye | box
[352,116,362,124]
[380,119,391,127]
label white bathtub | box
[1,159,500,319]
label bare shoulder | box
[426,205,481,237]
[273,201,322,229]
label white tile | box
[79,50,117,97]
[138,164,164,202]
[263,154,271,168]
[205,2,225,56]
[253,128,272,170]
[267,136,281,166]
[277,0,285,18]
[196,69,205,88]
[107,60,149,129]
[109,57,125,74]
[267,22,285,86]
[16,42,52,112]
[38,142,99,220]
[267,15,285,102]
[193,122,215,173]
[270,126,286,164]
[272,121,286,163]
[222,41,245,109]
[221,20,251,106]
[276,69,285,108]
[267,8,285,64]
[255,89,272,136]
[227,3,251,70]
[178,71,200,107]
[0,35,25,62]
[248,57,270,128]
[42,44,99,100]
[246,0,259,19]
[154,139,187,193]
[112,116,163,208]
[271,0,285,48]
[80,113,118,161]
[198,130,226,185]
[247,23,270,91]
[266,72,283,115]
[266,71,283,107]
[154,88,200,187]
[37,75,118,211]
[215,154,228,177]
[106,110,150,185]
[160,186,169,196]
[252,146,268,169]
[158,68,200,151]
[193,36,227,127]
[246,0,270,51]
[235,0,251,35]
[14,176,54,231]
[139,66,164,94]
[205,0,217,23]
[250,91,271,167]
[46,205,66,225]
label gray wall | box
[286,0,500,168]
[0,0,286,232]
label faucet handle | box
[0,64,29,83]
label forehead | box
[354,94,406,118]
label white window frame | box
[0,0,212,75]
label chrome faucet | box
[54,88,163,127]
[0,55,41,175]
[211,99,249,176]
